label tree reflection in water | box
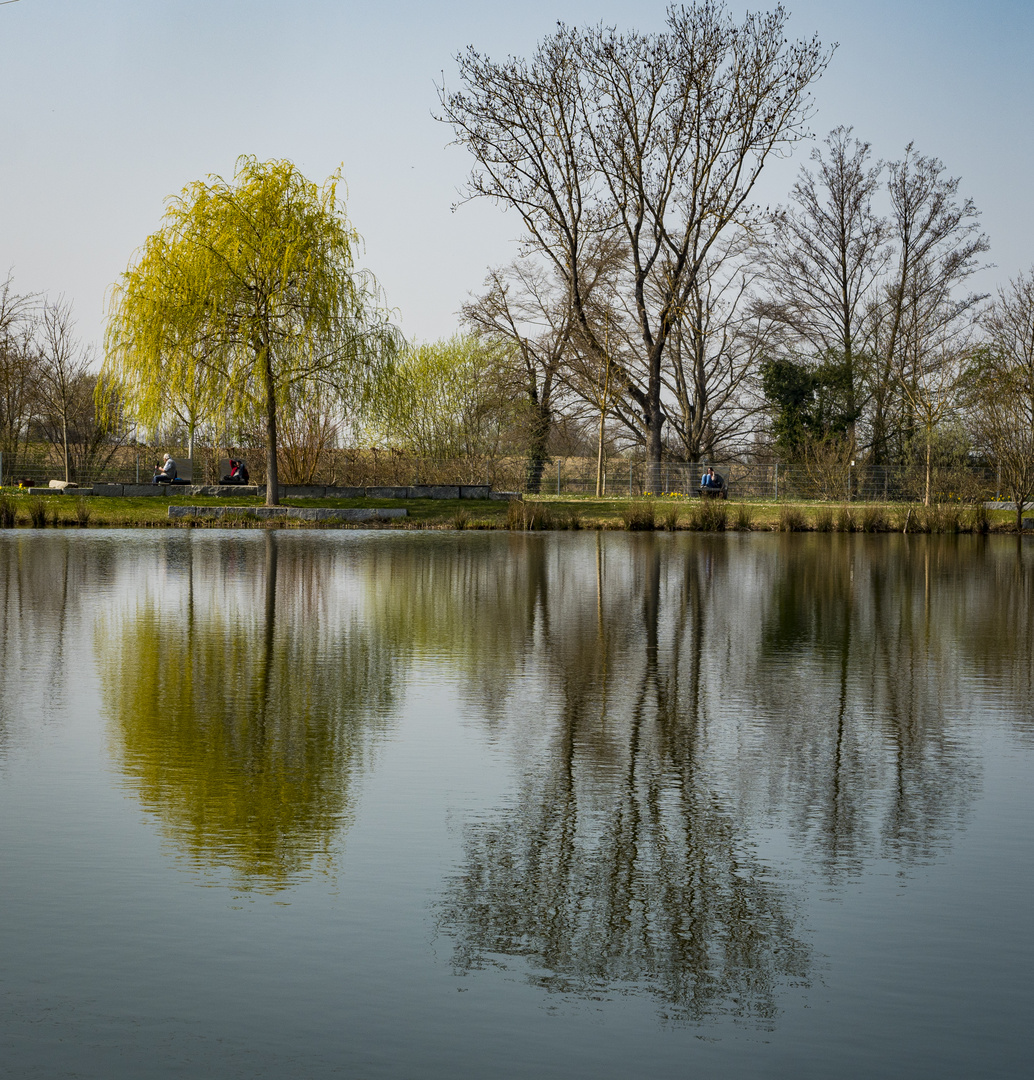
[96,533,398,890]
[17,529,1027,1013]
[430,534,1034,1022]
[746,535,1014,873]
[436,535,810,1023]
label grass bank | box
[0,489,1022,533]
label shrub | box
[661,504,682,531]
[0,493,15,528]
[452,509,470,531]
[859,505,889,533]
[28,496,49,528]
[895,506,919,533]
[920,503,962,534]
[733,502,755,531]
[778,505,807,532]
[968,502,991,535]
[834,506,854,532]
[814,506,834,532]
[696,499,727,531]
[621,500,657,531]
[507,500,558,531]
[73,497,92,527]
[506,499,525,530]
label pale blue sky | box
[1,0,1031,354]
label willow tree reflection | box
[438,535,810,1023]
[97,533,398,889]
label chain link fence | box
[540,458,999,502]
[1,444,1002,502]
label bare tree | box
[661,232,771,461]
[872,146,989,502]
[440,4,831,488]
[757,127,889,457]
[34,297,94,483]
[0,275,38,482]
[969,271,1034,530]
[463,259,575,492]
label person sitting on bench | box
[220,457,249,485]
[153,454,177,484]
[700,467,725,496]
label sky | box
[1,0,1032,359]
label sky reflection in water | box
[0,531,1031,1079]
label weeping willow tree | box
[103,156,401,503]
[362,334,514,461]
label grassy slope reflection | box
[97,534,397,889]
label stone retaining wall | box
[90,483,512,499]
[168,506,407,523]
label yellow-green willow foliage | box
[103,156,401,503]
[95,537,399,890]
[363,334,514,460]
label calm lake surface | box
[1,530,1031,1079]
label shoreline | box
[0,490,1027,534]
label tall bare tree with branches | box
[0,275,37,482]
[757,127,889,458]
[969,270,1034,530]
[872,146,989,501]
[440,3,831,488]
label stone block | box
[323,487,366,499]
[279,486,326,498]
[188,485,262,497]
[49,480,78,490]
[168,505,407,523]
[365,486,411,500]
[92,484,123,497]
[459,485,491,499]
[122,484,172,496]
[410,485,460,500]
[489,491,522,501]
[27,488,61,496]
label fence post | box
[557,458,562,496]
[774,462,779,501]
[0,450,3,486]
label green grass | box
[0,488,1021,533]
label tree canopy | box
[104,156,401,503]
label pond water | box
[0,530,1031,1079]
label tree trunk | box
[924,429,932,507]
[595,409,606,498]
[596,352,612,498]
[525,399,550,495]
[262,346,279,506]
[62,412,70,484]
[645,412,664,494]
[641,340,665,493]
